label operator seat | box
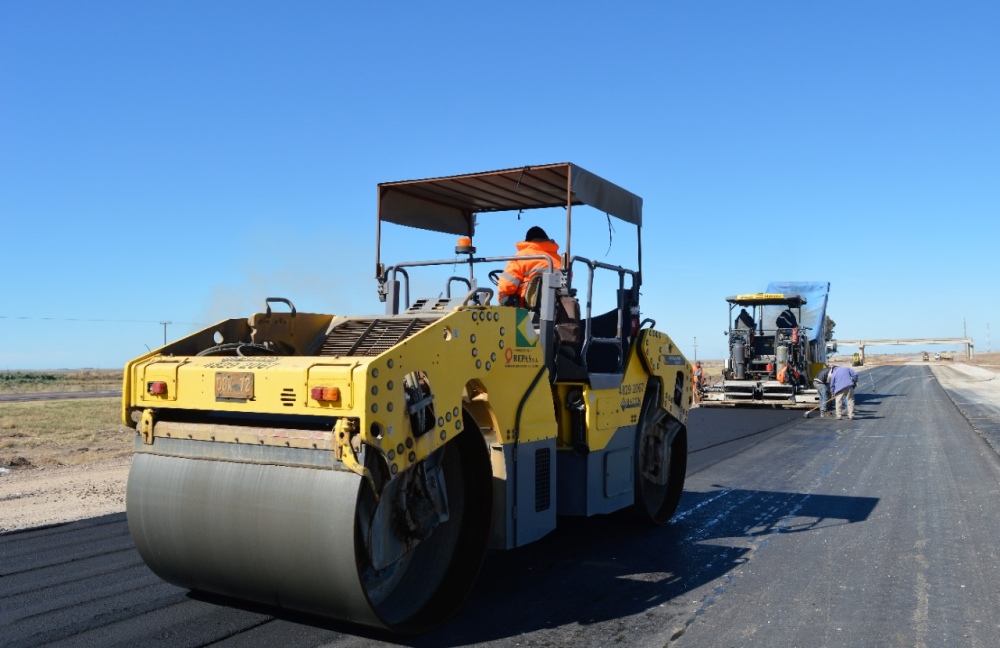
[523,274,543,314]
[776,309,797,329]
[735,308,755,331]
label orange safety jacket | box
[497,240,562,306]
[777,365,799,385]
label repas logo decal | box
[504,347,539,367]
[503,309,540,366]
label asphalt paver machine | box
[701,289,826,408]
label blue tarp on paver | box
[764,281,831,349]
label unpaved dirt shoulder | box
[0,457,131,533]
[931,363,1000,456]
[931,363,1000,396]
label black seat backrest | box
[586,309,623,373]
[776,309,797,329]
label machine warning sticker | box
[515,309,538,348]
[662,354,686,365]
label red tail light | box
[148,381,168,395]
[311,386,341,402]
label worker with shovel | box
[830,362,859,420]
[813,364,834,417]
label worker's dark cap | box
[525,226,549,241]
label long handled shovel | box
[804,394,838,419]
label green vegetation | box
[0,371,67,387]
[0,369,122,394]
[825,315,836,342]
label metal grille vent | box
[318,318,434,357]
[535,447,551,512]
[407,298,451,312]
[280,388,296,407]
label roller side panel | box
[555,425,636,516]
[487,438,557,549]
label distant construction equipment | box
[834,337,974,364]
[700,281,830,409]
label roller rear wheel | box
[632,384,687,524]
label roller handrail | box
[383,255,554,311]
[570,255,639,374]
[462,287,495,306]
[265,297,296,316]
[445,276,472,298]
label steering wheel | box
[488,269,503,286]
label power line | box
[0,315,204,325]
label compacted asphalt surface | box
[3,364,999,647]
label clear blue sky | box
[2,1,997,370]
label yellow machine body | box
[123,163,691,634]
[125,308,689,465]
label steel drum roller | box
[126,427,490,633]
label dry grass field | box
[0,398,132,469]
[1,369,129,470]
[970,351,1000,370]
[0,371,133,530]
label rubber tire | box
[360,413,493,633]
[631,383,688,524]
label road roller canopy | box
[375,163,646,319]
[377,163,643,237]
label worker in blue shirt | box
[829,363,859,420]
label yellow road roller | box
[123,163,691,633]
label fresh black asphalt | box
[2,365,998,647]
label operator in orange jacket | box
[498,226,562,307]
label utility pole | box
[693,337,698,361]
[160,321,171,346]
